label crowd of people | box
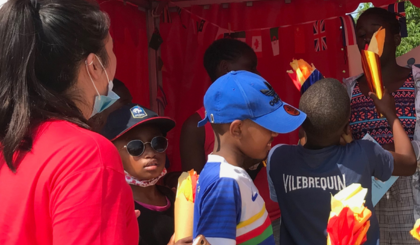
[0,0,419,245]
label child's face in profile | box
[236,120,278,162]
[113,124,166,181]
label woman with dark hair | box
[0,0,138,244]
[344,7,420,245]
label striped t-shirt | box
[193,155,275,245]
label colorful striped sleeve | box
[194,177,241,245]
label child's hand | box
[369,88,396,118]
[135,210,140,218]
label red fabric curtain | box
[97,0,420,171]
[161,1,354,171]
[98,0,150,108]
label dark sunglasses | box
[123,136,168,157]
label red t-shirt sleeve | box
[49,133,138,245]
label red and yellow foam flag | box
[327,183,371,245]
[287,59,324,95]
[410,219,420,242]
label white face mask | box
[85,55,120,118]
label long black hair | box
[0,0,110,171]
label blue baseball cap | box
[198,71,306,133]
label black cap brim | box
[110,116,175,141]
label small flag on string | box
[215,27,229,40]
[224,31,246,43]
[248,30,262,58]
[270,27,279,56]
[387,2,408,37]
[177,7,188,29]
[149,28,163,51]
[313,20,327,52]
[192,15,208,45]
[294,26,306,54]
[339,15,356,47]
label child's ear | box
[344,122,351,135]
[230,120,243,138]
[394,33,401,47]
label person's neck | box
[381,58,405,77]
[130,184,162,203]
[70,78,95,120]
[212,146,250,170]
[303,136,340,150]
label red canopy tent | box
[97,0,420,171]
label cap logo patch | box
[260,81,281,106]
[284,105,300,116]
[130,105,147,119]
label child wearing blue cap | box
[193,71,306,245]
[267,78,416,245]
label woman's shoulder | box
[37,120,113,148]
[34,120,122,172]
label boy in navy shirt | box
[267,78,417,245]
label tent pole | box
[146,6,161,113]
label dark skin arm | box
[370,89,416,176]
[180,113,206,173]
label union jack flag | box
[387,2,408,37]
[313,20,327,52]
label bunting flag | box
[294,26,306,54]
[270,27,279,56]
[192,16,208,45]
[149,28,163,50]
[248,30,262,58]
[177,7,189,29]
[215,27,229,40]
[387,2,408,37]
[339,15,356,46]
[225,31,246,42]
[313,20,327,52]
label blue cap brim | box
[197,116,209,127]
[252,102,306,133]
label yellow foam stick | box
[176,172,193,202]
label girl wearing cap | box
[0,0,138,244]
[344,7,420,245]
[101,104,193,245]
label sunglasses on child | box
[123,136,168,157]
